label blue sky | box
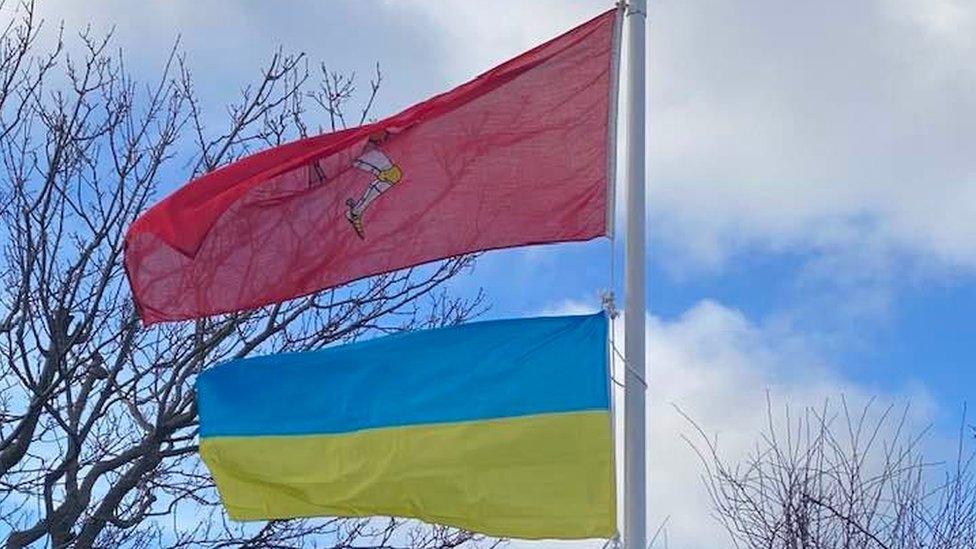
[30,0,975,545]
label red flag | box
[125,9,620,325]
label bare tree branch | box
[0,4,491,548]
[681,398,976,548]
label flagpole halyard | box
[622,0,647,548]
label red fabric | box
[125,9,618,325]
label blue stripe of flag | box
[197,313,609,438]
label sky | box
[25,0,976,546]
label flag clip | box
[600,291,619,319]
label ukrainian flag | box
[197,313,615,539]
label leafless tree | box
[683,397,976,548]
[0,2,492,547]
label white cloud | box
[537,298,603,317]
[648,0,975,272]
[388,0,600,80]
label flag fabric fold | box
[196,314,615,539]
[125,8,620,324]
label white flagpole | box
[622,0,647,548]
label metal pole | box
[622,0,647,548]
